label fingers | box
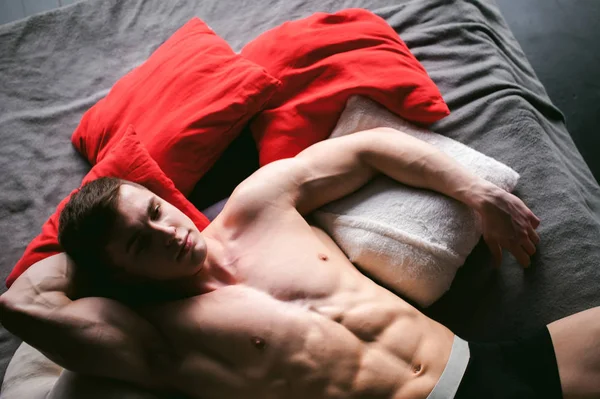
[514,229,536,267]
[524,213,541,261]
[530,213,541,229]
[521,235,536,256]
[528,226,540,245]
[485,237,503,268]
[487,237,536,269]
[509,242,531,268]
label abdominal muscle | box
[146,223,454,399]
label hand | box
[476,186,541,268]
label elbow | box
[0,291,17,313]
[0,292,21,329]
[0,288,39,331]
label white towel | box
[313,96,519,307]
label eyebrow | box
[126,196,155,254]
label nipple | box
[318,253,328,261]
[251,336,266,350]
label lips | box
[176,231,191,261]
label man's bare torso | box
[144,202,454,399]
[0,128,545,398]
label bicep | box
[4,294,170,389]
[0,255,170,389]
[293,132,378,214]
[57,297,172,387]
[227,132,378,219]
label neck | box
[178,233,236,296]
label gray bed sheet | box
[1,0,599,386]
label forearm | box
[1,295,166,388]
[0,255,174,390]
[360,127,497,211]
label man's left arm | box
[289,127,540,267]
[0,254,176,391]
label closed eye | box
[135,200,161,254]
[151,202,162,221]
[127,198,161,256]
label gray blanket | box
[1,0,599,386]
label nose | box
[151,222,178,248]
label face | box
[105,184,207,281]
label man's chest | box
[146,215,413,398]
[225,217,360,302]
[148,215,371,345]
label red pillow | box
[7,126,210,288]
[71,17,281,196]
[241,8,450,166]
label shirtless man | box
[1,127,599,398]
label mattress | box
[1,0,599,385]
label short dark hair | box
[58,177,127,277]
[58,178,184,304]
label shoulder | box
[235,157,309,195]
[216,158,309,225]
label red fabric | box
[7,126,210,288]
[240,8,450,166]
[71,17,280,196]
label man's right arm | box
[0,253,176,391]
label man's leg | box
[548,307,600,399]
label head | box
[58,177,207,283]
